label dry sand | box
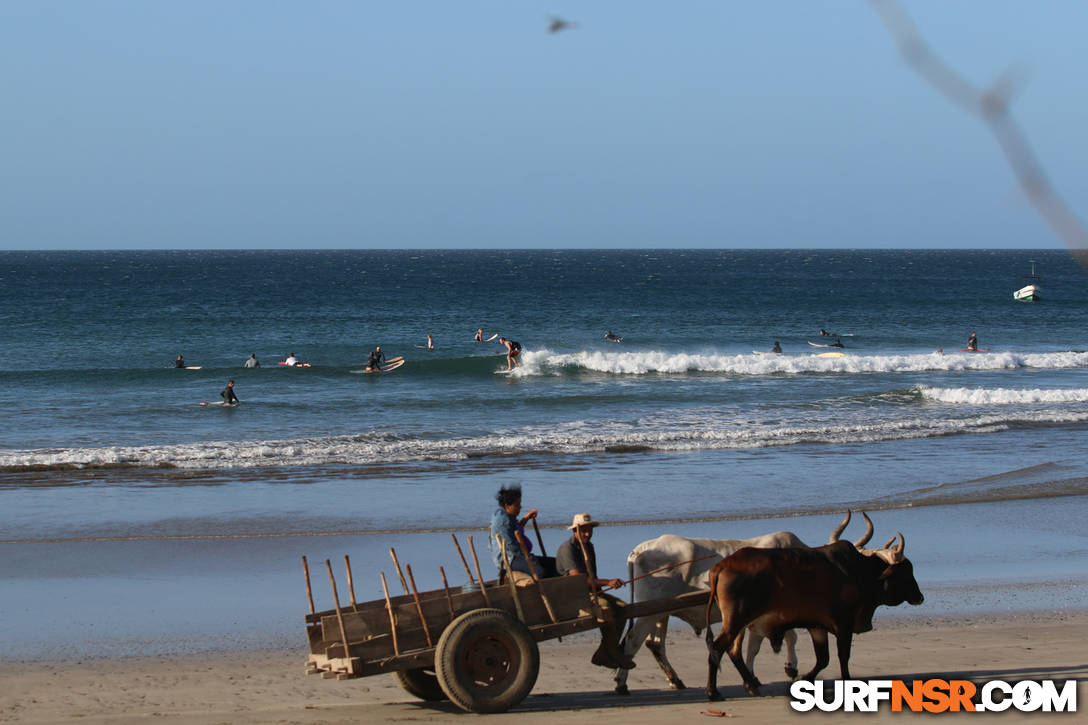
[2,610,1086,724]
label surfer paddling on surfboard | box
[498,337,522,371]
[604,331,623,343]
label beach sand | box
[3,610,1085,724]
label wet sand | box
[3,611,1086,724]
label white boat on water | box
[1013,284,1039,302]
[1013,260,1041,302]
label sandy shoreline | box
[3,610,1086,724]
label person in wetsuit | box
[175,355,185,368]
[366,346,385,372]
[220,380,239,405]
[967,332,978,351]
[771,341,782,354]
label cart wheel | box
[393,667,446,701]
[435,608,539,713]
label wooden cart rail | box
[306,573,601,676]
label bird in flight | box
[548,16,577,33]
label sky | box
[1,1,1086,250]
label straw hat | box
[567,513,601,530]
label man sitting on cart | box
[489,484,556,583]
[556,513,636,670]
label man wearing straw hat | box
[556,513,635,670]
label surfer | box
[967,332,978,351]
[426,334,434,350]
[771,341,782,354]
[498,337,521,371]
[831,338,845,348]
[820,329,831,337]
[604,331,623,343]
[365,346,385,372]
[220,380,239,405]
[174,354,185,368]
[475,328,484,342]
[243,353,260,368]
[283,352,299,367]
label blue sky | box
[2,1,1085,250]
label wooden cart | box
[302,536,709,714]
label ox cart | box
[302,534,709,714]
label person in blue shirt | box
[489,485,553,581]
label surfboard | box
[354,359,406,374]
[414,345,435,350]
[486,334,499,342]
[817,352,846,358]
[808,341,845,349]
[495,369,517,375]
[277,361,312,367]
[199,401,239,406]
[959,348,989,352]
[167,366,203,369]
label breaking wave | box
[513,349,1088,376]
[5,407,1088,475]
[918,386,1088,405]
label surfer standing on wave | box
[498,337,521,371]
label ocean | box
[2,249,1087,656]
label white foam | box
[516,349,1088,376]
[5,407,1088,472]
[918,386,1088,405]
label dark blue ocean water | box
[2,249,1088,541]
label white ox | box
[614,512,875,695]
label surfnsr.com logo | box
[789,679,1078,713]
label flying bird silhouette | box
[548,16,577,33]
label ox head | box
[873,533,924,607]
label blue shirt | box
[489,507,531,573]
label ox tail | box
[619,555,635,644]
[704,565,719,646]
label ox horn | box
[881,536,896,550]
[893,532,905,555]
[853,511,874,547]
[829,510,851,543]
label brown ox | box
[703,536,923,700]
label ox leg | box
[835,627,853,680]
[800,627,830,682]
[645,616,687,690]
[706,621,760,699]
[613,615,655,694]
[744,628,798,683]
[782,628,799,680]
